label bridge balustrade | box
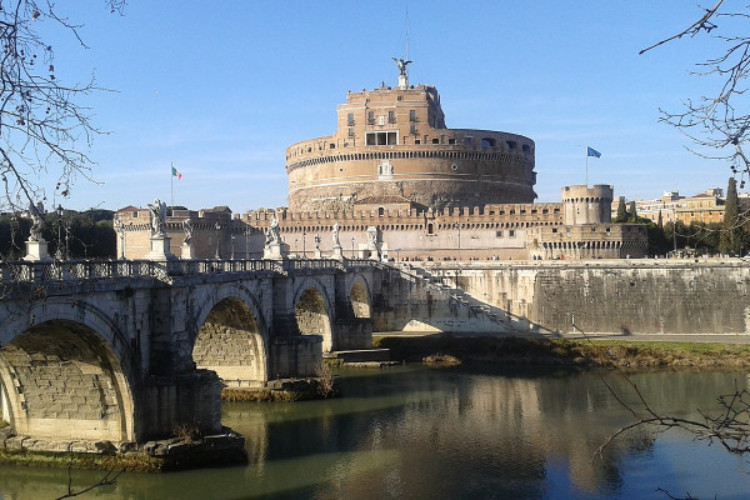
[0,258,383,287]
[0,260,163,284]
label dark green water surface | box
[2,365,750,499]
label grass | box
[373,335,750,370]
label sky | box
[32,1,742,212]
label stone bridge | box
[0,258,395,454]
[3,256,590,458]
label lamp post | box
[214,223,221,259]
[303,229,306,259]
[454,222,462,261]
[56,205,63,260]
[673,208,677,254]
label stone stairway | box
[385,262,518,333]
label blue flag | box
[587,147,601,158]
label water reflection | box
[1,367,749,499]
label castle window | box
[409,110,417,122]
[415,139,421,144]
[432,138,439,144]
[379,116,385,126]
[552,228,558,233]
[366,131,398,145]
[397,96,402,101]
[330,143,335,149]
[347,113,354,126]
[427,223,434,234]
[506,141,517,150]
[388,110,396,123]
[448,138,456,145]
[348,127,355,137]
[481,138,495,148]
[496,231,503,237]
[367,111,374,125]
[508,230,516,237]
[466,137,473,146]
[451,164,458,171]
[522,144,531,153]
[378,207,385,217]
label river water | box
[2,366,750,499]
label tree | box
[720,177,743,254]
[0,1,124,215]
[615,197,628,222]
[642,1,750,180]
[628,201,637,222]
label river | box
[2,366,750,499]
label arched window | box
[481,138,496,148]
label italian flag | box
[171,165,182,180]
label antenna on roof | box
[405,6,410,61]
[393,7,412,89]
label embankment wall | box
[421,260,750,335]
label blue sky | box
[39,1,737,212]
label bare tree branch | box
[0,0,125,214]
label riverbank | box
[0,427,247,472]
[373,334,750,369]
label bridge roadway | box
[0,258,389,455]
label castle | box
[115,61,647,261]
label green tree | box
[720,177,743,255]
[628,201,637,222]
[615,197,628,222]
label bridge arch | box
[0,299,136,444]
[349,274,372,319]
[293,278,334,353]
[191,285,269,388]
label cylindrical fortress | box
[561,184,613,225]
[286,83,536,212]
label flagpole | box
[585,146,589,187]
[170,162,174,209]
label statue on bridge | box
[148,199,167,237]
[332,222,341,248]
[182,218,194,245]
[265,216,281,246]
[28,201,45,242]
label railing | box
[0,257,385,285]
[0,260,165,284]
